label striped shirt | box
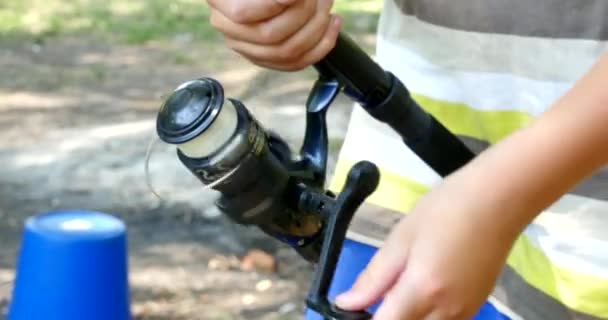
[330,0,608,319]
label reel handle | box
[306,161,380,320]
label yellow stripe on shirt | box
[508,235,608,318]
[412,93,533,144]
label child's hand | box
[335,176,520,320]
[206,0,341,71]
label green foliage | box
[0,0,215,43]
[334,0,382,33]
[0,0,382,44]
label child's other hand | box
[335,175,520,320]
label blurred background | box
[0,1,381,319]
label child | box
[205,0,608,318]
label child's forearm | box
[450,53,608,238]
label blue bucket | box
[305,239,511,320]
[7,210,132,320]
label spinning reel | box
[156,33,475,319]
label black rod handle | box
[314,33,476,176]
[314,34,390,106]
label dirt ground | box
[0,33,376,319]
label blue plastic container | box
[305,239,511,320]
[7,210,132,320]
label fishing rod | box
[155,32,475,319]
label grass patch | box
[0,0,382,44]
[0,0,216,43]
[334,0,383,33]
